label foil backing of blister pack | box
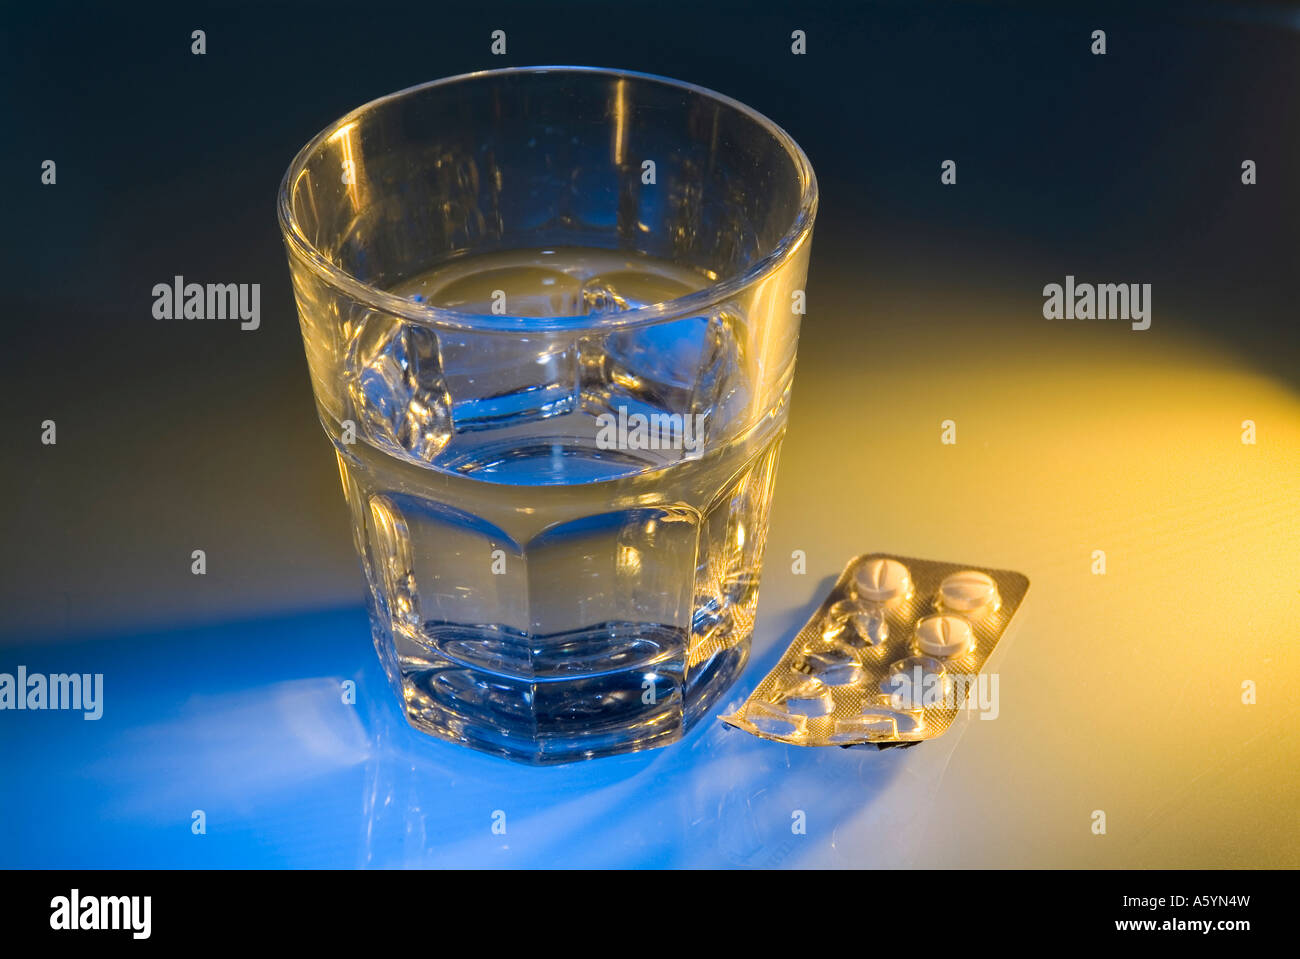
[720,553,1029,747]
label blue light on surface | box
[0,604,958,868]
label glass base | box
[370,606,750,764]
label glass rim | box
[277,64,818,333]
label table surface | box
[3,308,1296,868]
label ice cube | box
[579,270,694,315]
[435,331,578,432]
[348,316,453,462]
[579,302,748,435]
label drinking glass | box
[278,66,817,763]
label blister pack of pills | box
[720,554,1029,747]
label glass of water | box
[278,66,817,763]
